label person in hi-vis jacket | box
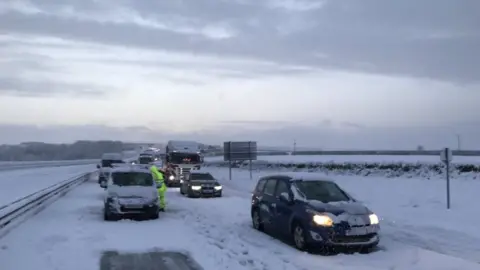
[150,165,167,211]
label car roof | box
[110,164,151,174]
[260,172,335,183]
[190,169,212,174]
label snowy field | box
[0,164,96,207]
[206,155,480,164]
[0,169,479,270]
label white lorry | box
[164,140,203,186]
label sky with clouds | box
[0,0,479,149]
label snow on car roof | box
[190,168,211,174]
[263,172,334,182]
[110,164,151,174]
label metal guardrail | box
[0,160,98,172]
[0,172,93,238]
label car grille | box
[176,167,191,180]
[331,234,376,243]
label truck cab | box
[165,140,203,186]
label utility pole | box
[456,134,461,150]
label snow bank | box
[204,159,480,179]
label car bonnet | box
[307,200,371,215]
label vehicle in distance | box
[180,169,222,198]
[103,165,161,220]
[138,153,155,164]
[250,172,380,252]
[97,152,124,169]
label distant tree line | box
[0,141,142,161]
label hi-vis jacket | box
[150,165,164,184]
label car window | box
[254,178,267,193]
[263,179,277,195]
[111,172,153,186]
[274,180,289,197]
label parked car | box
[250,172,380,252]
[180,169,222,198]
[103,165,161,220]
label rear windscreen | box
[101,159,124,167]
[112,172,153,186]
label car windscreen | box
[293,180,350,202]
[190,173,214,180]
[138,156,154,164]
[101,159,124,167]
[169,153,200,164]
[111,172,153,186]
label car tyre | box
[104,209,114,221]
[251,209,264,232]
[292,223,309,251]
[151,212,159,220]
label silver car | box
[180,170,222,198]
[103,165,161,220]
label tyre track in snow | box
[171,191,324,270]
[382,222,480,264]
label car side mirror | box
[279,192,292,204]
[156,182,162,188]
[96,164,100,169]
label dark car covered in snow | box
[180,169,222,198]
[250,172,380,252]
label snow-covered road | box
[0,169,478,270]
[0,164,97,207]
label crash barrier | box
[203,160,480,179]
[0,159,97,172]
[0,172,93,238]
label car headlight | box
[169,175,175,180]
[191,185,201,190]
[369,214,379,225]
[313,215,334,227]
[107,196,118,204]
[214,186,222,190]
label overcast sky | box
[0,0,479,149]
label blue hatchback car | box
[250,172,380,252]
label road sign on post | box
[440,148,453,209]
[223,141,257,180]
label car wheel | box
[251,209,264,232]
[104,209,113,221]
[151,212,159,220]
[292,223,308,251]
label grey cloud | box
[0,0,478,83]
[0,76,107,97]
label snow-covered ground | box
[0,169,478,270]
[0,164,96,207]
[206,155,480,164]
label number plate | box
[124,204,143,209]
[346,226,378,236]
[202,189,213,193]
